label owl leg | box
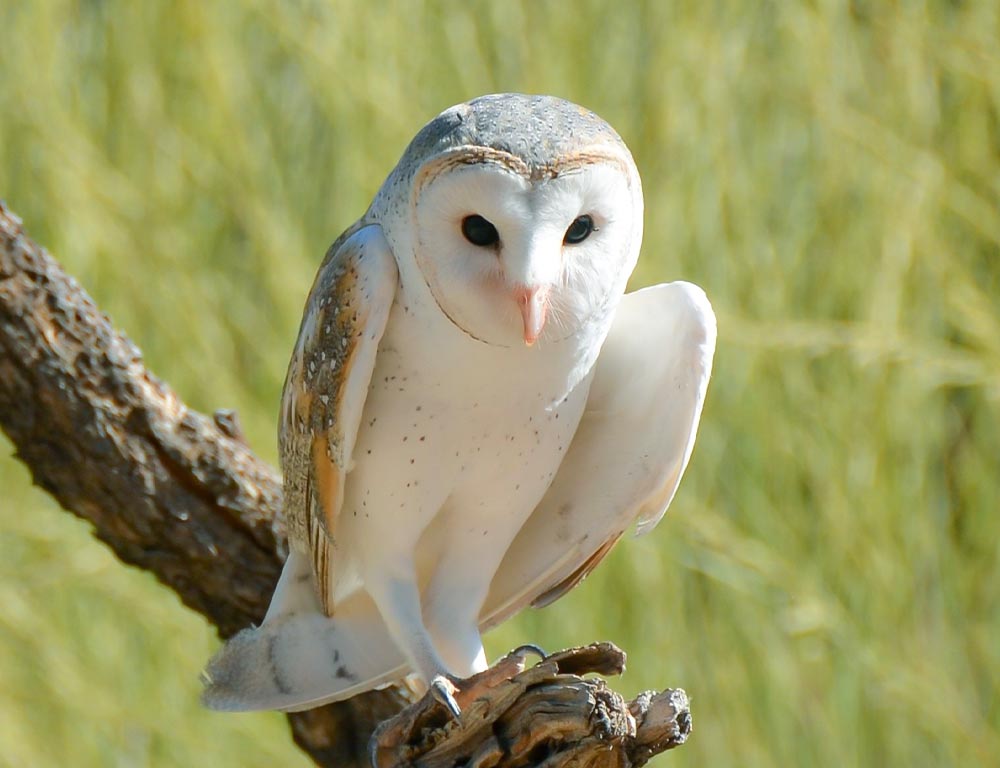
[419,543,509,713]
[363,560,467,718]
[423,569,489,678]
[362,555,453,690]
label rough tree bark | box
[0,202,690,767]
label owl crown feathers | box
[394,93,631,183]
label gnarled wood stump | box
[372,643,689,768]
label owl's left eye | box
[564,215,595,245]
[461,215,500,247]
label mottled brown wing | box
[482,282,716,628]
[280,224,397,616]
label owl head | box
[372,94,644,348]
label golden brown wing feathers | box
[278,225,397,616]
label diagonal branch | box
[0,201,412,767]
[0,202,690,767]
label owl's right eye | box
[461,215,500,247]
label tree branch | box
[0,201,411,766]
[0,202,690,767]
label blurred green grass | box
[1,1,998,766]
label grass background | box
[1,1,998,766]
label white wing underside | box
[202,281,716,712]
[483,281,716,624]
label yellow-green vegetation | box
[1,2,997,766]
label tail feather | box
[202,552,408,712]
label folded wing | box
[279,224,397,615]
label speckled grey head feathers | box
[391,94,630,184]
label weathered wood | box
[0,201,413,766]
[370,644,690,768]
[0,202,691,767]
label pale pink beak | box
[513,285,550,346]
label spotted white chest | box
[334,288,598,600]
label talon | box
[510,643,548,661]
[430,674,462,719]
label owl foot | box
[429,645,549,719]
[429,675,462,719]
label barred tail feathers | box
[202,551,408,712]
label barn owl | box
[202,93,716,714]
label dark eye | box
[564,214,595,245]
[461,215,500,247]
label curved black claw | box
[511,643,548,661]
[430,674,462,719]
